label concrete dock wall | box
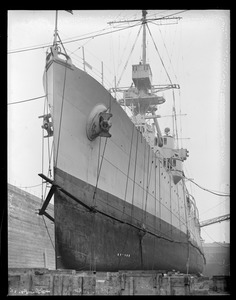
[8,184,55,269]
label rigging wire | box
[116,25,142,87]
[201,227,229,248]
[146,23,172,84]
[68,38,93,56]
[42,66,51,201]
[144,147,152,223]
[12,183,42,190]
[8,21,142,55]
[183,165,195,199]
[37,66,55,248]
[117,29,132,76]
[47,134,52,179]
[41,97,46,202]
[199,198,229,219]
[109,29,117,85]
[147,10,170,19]
[55,58,68,168]
[178,89,183,148]
[130,130,139,221]
[172,90,179,147]
[152,10,189,20]
[8,95,46,105]
[118,126,135,269]
[185,178,230,197]
[156,150,230,197]
[44,66,53,180]
[141,142,147,221]
[157,22,179,83]
[92,137,108,204]
[42,215,55,250]
[122,124,135,216]
[152,154,158,270]
[181,173,229,226]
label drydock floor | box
[8,268,230,295]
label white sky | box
[7,10,230,243]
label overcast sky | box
[8,10,230,243]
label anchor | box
[99,111,112,138]
[86,104,112,140]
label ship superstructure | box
[39,10,205,274]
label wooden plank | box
[38,173,93,211]
[43,211,55,222]
[71,276,83,295]
[52,274,62,295]
[61,275,72,295]
[39,185,56,215]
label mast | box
[109,10,181,118]
[53,10,58,47]
[142,10,147,64]
[108,10,181,66]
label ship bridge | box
[121,62,166,115]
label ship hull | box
[44,52,205,274]
[54,167,204,273]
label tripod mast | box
[142,10,147,64]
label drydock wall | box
[8,184,55,269]
[203,242,230,277]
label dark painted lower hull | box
[54,168,205,274]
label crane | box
[200,214,230,228]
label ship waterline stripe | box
[51,168,205,261]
